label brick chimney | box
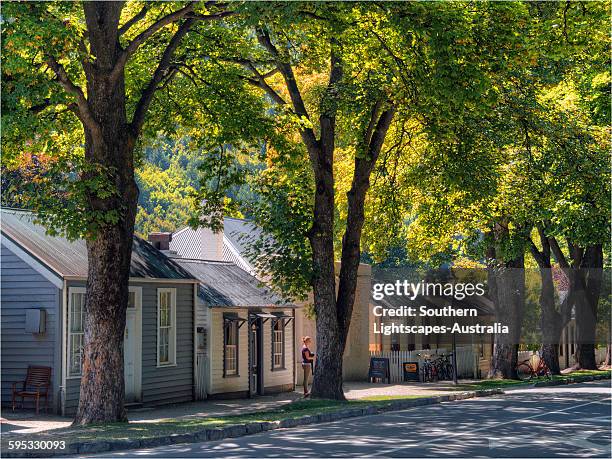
[148,232,172,251]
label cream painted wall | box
[209,308,249,395]
[294,263,371,383]
[208,307,295,396]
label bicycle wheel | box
[516,363,533,381]
[541,364,553,380]
[446,363,454,380]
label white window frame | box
[223,319,239,377]
[67,287,86,378]
[157,288,177,367]
[271,319,285,370]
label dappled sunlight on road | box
[91,381,611,458]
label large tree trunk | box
[309,139,345,400]
[487,222,525,380]
[74,2,139,425]
[574,291,598,370]
[309,107,395,400]
[308,45,344,398]
[488,256,525,379]
[539,274,562,375]
[42,1,194,424]
[572,245,603,370]
[529,230,563,375]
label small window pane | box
[157,290,175,365]
[272,320,284,368]
[71,293,84,333]
[159,329,169,363]
[224,320,239,376]
[69,292,85,376]
[128,291,136,309]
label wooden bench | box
[12,365,52,414]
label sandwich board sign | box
[403,362,420,382]
[368,357,390,383]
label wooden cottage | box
[172,258,296,398]
[0,208,199,414]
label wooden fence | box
[369,346,479,383]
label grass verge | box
[455,369,611,391]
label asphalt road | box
[93,380,611,458]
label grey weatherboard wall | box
[0,243,62,411]
[63,281,194,414]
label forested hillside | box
[134,137,201,236]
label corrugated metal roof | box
[1,208,195,280]
[223,217,264,256]
[173,258,291,308]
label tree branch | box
[130,18,194,136]
[185,10,236,20]
[537,225,551,260]
[46,56,100,135]
[255,26,318,152]
[112,2,196,82]
[118,4,149,36]
[318,38,343,158]
[567,239,583,268]
[364,101,383,149]
[336,104,395,335]
[29,98,52,114]
[528,236,545,268]
[242,62,286,105]
[549,236,570,271]
[367,107,396,163]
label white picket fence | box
[369,346,479,383]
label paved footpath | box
[2,381,460,436]
[90,380,611,458]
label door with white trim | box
[124,288,142,402]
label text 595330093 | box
[8,440,65,450]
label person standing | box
[301,336,315,396]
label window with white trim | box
[68,289,85,377]
[272,319,285,370]
[223,319,239,376]
[157,288,176,366]
[128,290,136,309]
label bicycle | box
[417,353,437,382]
[516,353,552,381]
[433,353,454,380]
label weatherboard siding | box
[0,244,61,411]
[140,282,194,405]
[63,281,195,414]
